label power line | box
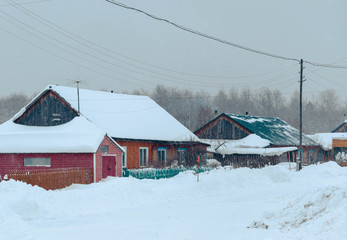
[0,0,50,6]
[6,0,298,81]
[105,0,300,63]
[2,2,301,90]
[105,0,347,70]
[304,60,347,69]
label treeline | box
[0,93,31,124]
[0,86,345,134]
[133,85,346,134]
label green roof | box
[225,114,318,146]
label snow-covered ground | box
[1,162,347,240]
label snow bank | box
[1,162,347,240]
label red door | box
[102,156,116,178]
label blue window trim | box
[157,147,167,162]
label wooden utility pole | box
[297,59,304,171]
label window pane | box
[24,158,51,167]
[101,145,109,154]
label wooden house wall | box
[95,136,123,182]
[15,91,78,126]
[213,153,282,168]
[0,153,93,180]
[331,139,347,161]
[115,139,207,169]
[195,115,250,140]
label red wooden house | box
[10,85,207,169]
[0,116,124,183]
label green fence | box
[122,167,214,180]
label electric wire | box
[0,0,50,6]
[6,0,299,81]
[5,0,303,88]
[105,0,347,70]
[105,0,300,63]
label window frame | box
[100,145,109,154]
[157,147,167,166]
[177,148,188,165]
[122,146,127,168]
[23,157,51,167]
[139,147,148,167]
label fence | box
[7,167,93,190]
[340,162,347,167]
[122,167,214,180]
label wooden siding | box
[0,153,93,180]
[95,136,123,182]
[0,136,123,182]
[115,139,207,169]
[195,115,250,140]
[15,90,78,126]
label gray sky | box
[0,0,346,99]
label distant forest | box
[0,85,346,134]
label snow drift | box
[1,162,347,240]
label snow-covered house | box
[201,134,297,168]
[309,132,347,164]
[11,85,206,169]
[195,113,321,166]
[0,116,124,185]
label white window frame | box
[122,146,127,168]
[157,147,167,166]
[139,147,148,167]
[24,158,51,167]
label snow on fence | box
[7,167,93,190]
[122,167,214,180]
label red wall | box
[95,136,123,182]
[0,153,93,180]
[0,136,124,182]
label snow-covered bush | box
[206,159,221,168]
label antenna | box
[65,77,89,115]
[76,77,80,115]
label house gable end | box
[14,90,78,126]
[194,114,252,140]
[332,122,347,133]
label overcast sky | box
[0,0,346,99]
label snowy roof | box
[201,134,271,150]
[14,85,200,142]
[216,146,297,157]
[0,116,117,153]
[308,133,347,150]
[224,114,318,146]
[202,134,296,156]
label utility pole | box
[297,59,304,171]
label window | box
[139,147,148,167]
[157,147,167,166]
[24,158,51,167]
[177,148,188,165]
[308,149,315,163]
[122,146,127,168]
[101,145,109,154]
